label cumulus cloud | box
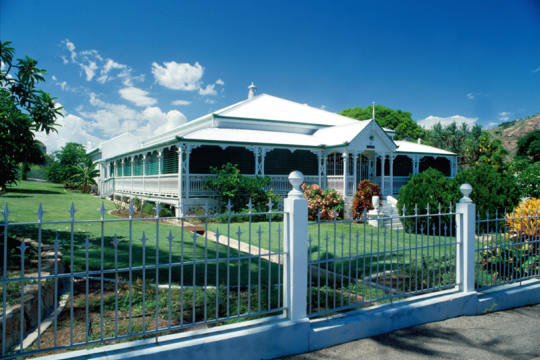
[171,99,191,106]
[60,39,144,86]
[52,75,57,81]
[205,98,216,104]
[119,87,157,107]
[199,84,217,96]
[320,105,326,110]
[487,122,499,128]
[82,93,187,138]
[215,79,224,85]
[498,111,511,121]
[417,115,478,129]
[467,93,474,99]
[151,61,204,90]
[34,104,102,153]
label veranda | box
[98,141,456,215]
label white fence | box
[1,176,537,359]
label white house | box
[88,84,457,216]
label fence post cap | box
[288,171,304,198]
[459,183,473,203]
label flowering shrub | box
[351,180,380,219]
[302,184,344,221]
[506,198,540,239]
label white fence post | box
[456,183,476,293]
[283,171,308,321]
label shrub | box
[505,198,540,239]
[132,197,142,212]
[397,168,454,233]
[302,183,344,221]
[142,202,154,216]
[517,162,540,199]
[351,180,380,218]
[448,164,520,219]
[159,207,173,218]
[204,163,281,213]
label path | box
[278,303,540,360]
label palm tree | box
[71,159,99,193]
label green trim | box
[177,136,325,149]
[103,138,179,163]
[87,148,100,156]
[213,114,336,128]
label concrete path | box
[279,304,540,360]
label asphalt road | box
[279,304,540,360]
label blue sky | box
[2,0,540,152]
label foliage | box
[351,180,380,218]
[48,142,89,184]
[507,156,532,174]
[0,41,63,191]
[204,163,281,213]
[517,162,540,199]
[426,122,508,169]
[71,159,99,193]
[302,183,344,221]
[448,164,520,219]
[517,129,540,162]
[397,168,454,233]
[339,104,427,140]
[506,198,540,238]
[142,202,154,215]
[20,163,30,180]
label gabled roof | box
[395,141,456,156]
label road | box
[279,304,540,360]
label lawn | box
[1,181,280,288]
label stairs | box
[379,199,403,230]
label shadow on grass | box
[6,188,63,195]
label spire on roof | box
[248,82,257,99]
[372,102,375,119]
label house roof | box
[395,141,456,156]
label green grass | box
[230,218,458,280]
[2,181,280,287]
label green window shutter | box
[146,152,159,175]
[123,161,132,176]
[162,147,179,174]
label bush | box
[132,197,142,212]
[517,162,540,199]
[397,168,454,233]
[351,180,380,218]
[302,183,344,221]
[449,164,520,219]
[142,202,154,216]
[204,163,281,213]
[505,198,540,238]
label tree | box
[517,162,540,199]
[71,159,99,193]
[48,143,88,184]
[0,41,63,191]
[339,105,427,140]
[517,130,540,162]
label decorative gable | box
[348,120,397,153]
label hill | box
[488,113,540,157]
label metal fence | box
[307,205,459,317]
[475,208,540,290]
[0,201,286,359]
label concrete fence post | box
[283,171,308,320]
[456,183,476,293]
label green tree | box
[48,142,88,184]
[517,130,540,162]
[339,105,426,140]
[0,41,63,191]
[517,162,540,199]
[71,159,99,193]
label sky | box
[2,0,540,152]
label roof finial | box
[372,102,375,119]
[248,82,257,99]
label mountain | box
[488,114,540,157]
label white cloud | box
[199,84,217,96]
[533,66,540,73]
[151,61,204,90]
[171,99,191,106]
[205,98,216,104]
[498,111,511,121]
[60,39,144,86]
[417,115,478,129]
[487,122,499,128]
[119,87,157,107]
[467,93,474,99]
[52,75,57,81]
[34,104,102,153]
[82,93,187,138]
[321,105,326,110]
[215,79,224,85]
